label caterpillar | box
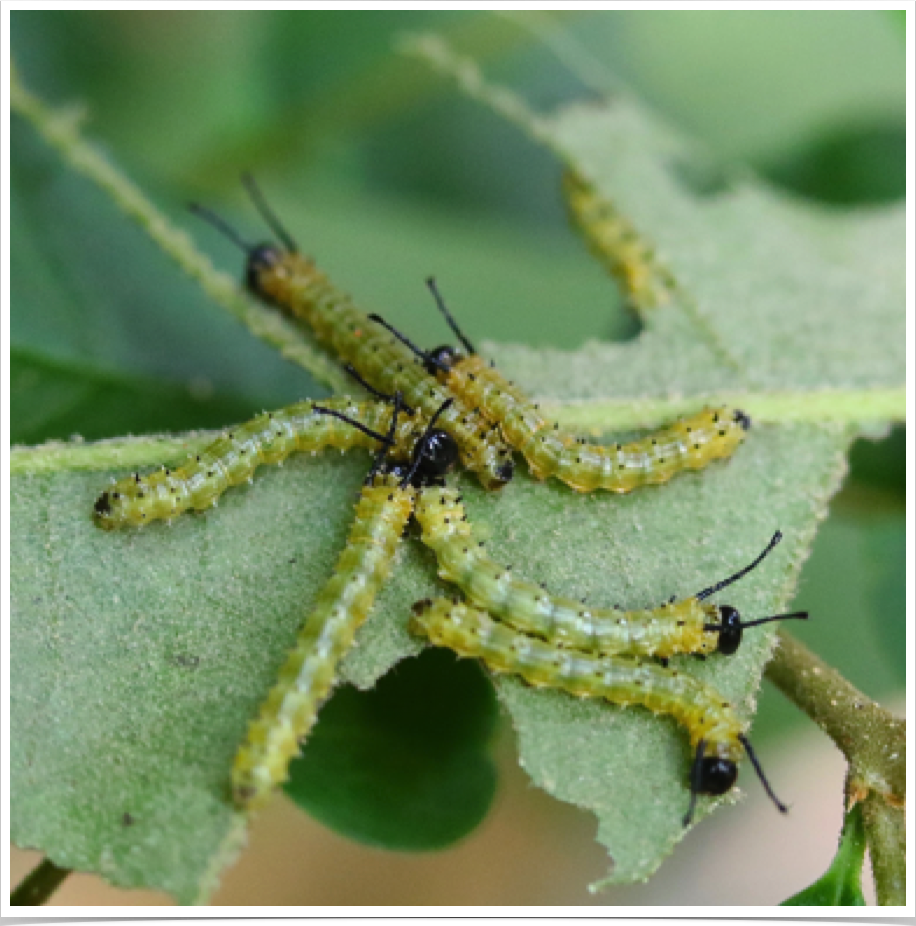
[413,488,807,658]
[410,598,787,825]
[92,397,430,530]
[371,279,751,494]
[563,168,676,312]
[232,396,461,809]
[190,178,515,491]
[232,471,414,808]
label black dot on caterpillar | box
[370,278,751,494]
[413,492,807,659]
[188,179,515,491]
[409,598,787,826]
[231,395,461,809]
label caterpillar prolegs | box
[375,279,750,493]
[410,598,787,825]
[93,397,429,530]
[413,488,806,659]
[232,396,461,808]
[190,181,514,491]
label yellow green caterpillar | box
[413,488,805,659]
[410,597,787,825]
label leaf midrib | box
[11,381,902,478]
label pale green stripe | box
[11,435,215,476]
[548,388,905,434]
[10,64,349,395]
[12,387,903,477]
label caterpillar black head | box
[733,409,752,431]
[683,749,739,828]
[311,393,459,491]
[244,244,287,295]
[697,531,808,655]
[368,277,475,378]
[92,481,149,531]
[426,345,463,376]
[683,735,787,827]
[710,604,808,656]
[389,398,460,489]
[93,490,116,529]
[190,174,307,304]
[693,753,739,797]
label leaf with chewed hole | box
[11,42,902,902]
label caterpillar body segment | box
[409,598,743,780]
[438,354,544,451]
[93,398,427,530]
[232,475,415,808]
[520,404,749,493]
[441,353,749,493]
[414,489,803,658]
[563,168,675,312]
[414,488,715,658]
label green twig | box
[10,858,71,906]
[861,791,907,907]
[766,630,906,906]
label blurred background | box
[10,9,905,906]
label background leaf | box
[284,648,498,850]
[782,804,867,905]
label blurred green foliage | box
[782,804,867,905]
[285,648,498,850]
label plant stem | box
[10,858,71,906]
[766,629,906,906]
[861,791,907,907]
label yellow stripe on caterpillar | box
[443,355,749,492]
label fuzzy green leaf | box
[11,49,902,903]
